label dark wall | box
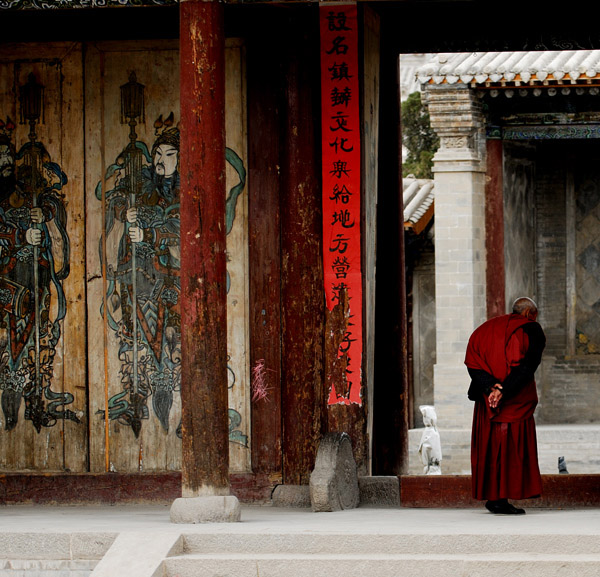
[374,0,600,53]
[4,1,600,52]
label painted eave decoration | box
[1,0,178,9]
[416,50,600,91]
[403,176,434,235]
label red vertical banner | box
[320,3,363,406]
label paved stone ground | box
[2,505,599,577]
[1,503,599,535]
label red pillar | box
[179,0,229,497]
[485,138,505,319]
[280,19,326,486]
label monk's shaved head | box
[512,297,538,317]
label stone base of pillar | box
[433,363,474,430]
[170,495,241,524]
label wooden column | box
[319,2,368,475]
[372,21,408,476]
[486,138,505,318]
[248,36,283,479]
[280,18,325,486]
[179,0,229,497]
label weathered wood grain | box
[485,139,505,319]
[0,44,86,472]
[247,35,283,480]
[85,40,183,474]
[279,22,326,486]
[362,6,380,474]
[179,0,230,496]
[225,39,251,474]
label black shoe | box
[485,500,526,515]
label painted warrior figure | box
[98,76,246,441]
[0,117,73,432]
[101,116,181,437]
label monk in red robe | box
[465,297,545,515]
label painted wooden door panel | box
[225,40,251,474]
[0,43,87,472]
[0,40,249,475]
[85,40,183,474]
[85,40,249,473]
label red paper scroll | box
[320,3,363,406]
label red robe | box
[465,313,543,501]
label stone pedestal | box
[170,495,241,524]
[310,432,360,512]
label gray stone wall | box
[535,142,568,359]
[542,357,600,423]
[534,141,600,424]
[411,249,436,425]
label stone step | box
[180,532,600,556]
[163,552,600,577]
[0,559,97,577]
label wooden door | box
[0,39,249,475]
[0,43,87,472]
[85,40,250,474]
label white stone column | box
[426,85,487,429]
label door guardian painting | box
[0,73,75,434]
[96,72,182,439]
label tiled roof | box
[403,176,434,234]
[416,51,600,86]
[400,54,431,99]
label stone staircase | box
[1,508,599,577]
[408,424,600,475]
[0,559,98,577]
[0,532,112,577]
[5,529,600,577]
[161,529,600,577]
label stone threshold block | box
[358,476,400,507]
[272,476,400,509]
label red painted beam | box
[400,475,600,508]
[179,0,229,497]
[485,139,505,318]
[0,473,275,505]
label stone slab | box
[164,553,600,577]
[91,530,182,577]
[271,485,311,508]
